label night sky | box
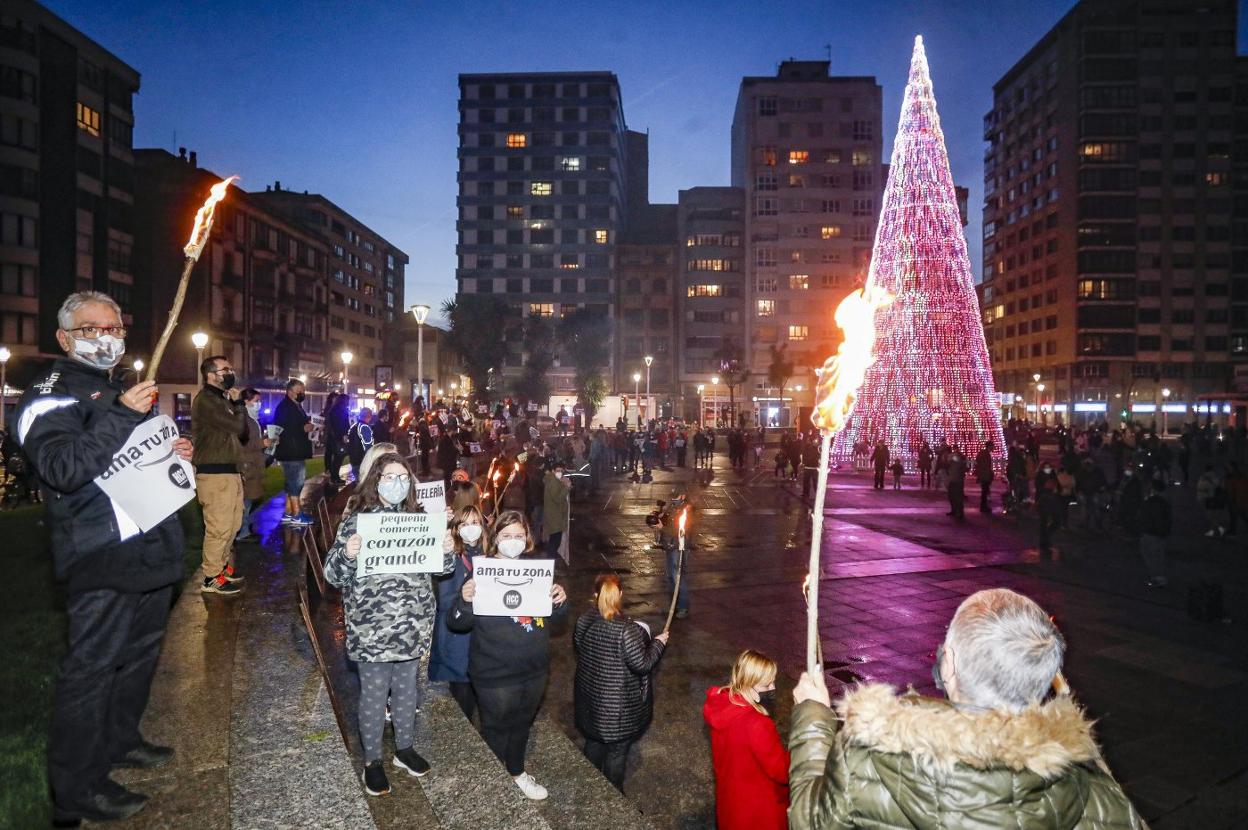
[50,0,1205,323]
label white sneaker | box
[513,772,548,801]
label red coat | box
[702,687,789,830]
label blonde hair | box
[720,649,777,715]
[357,442,398,485]
[594,573,622,620]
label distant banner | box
[414,479,446,514]
[355,511,447,576]
[94,414,196,532]
[471,556,554,617]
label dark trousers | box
[584,738,632,791]
[919,467,931,488]
[802,466,819,500]
[475,680,545,776]
[545,530,563,558]
[979,480,992,512]
[50,585,173,810]
[1039,503,1060,550]
[325,440,345,482]
[665,547,689,613]
[873,466,886,489]
[450,680,477,721]
[947,480,965,519]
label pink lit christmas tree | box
[831,36,1004,468]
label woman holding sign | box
[323,452,453,798]
[429,504,488,719]
[448,510,568,801]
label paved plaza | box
[101,444,1248,829]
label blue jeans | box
[665,547,688,612]
[280,460,306,498]
[235,497,254,539]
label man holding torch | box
[15,291,193,824]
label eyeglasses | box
[66,325,127,339]
[380,473,411,485]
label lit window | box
[789,150,810,165]
[507,133,527,148]
[757,300,775,317]
[687,284,723,298]
[760,146,778,166]
[789,274,809,290]
[1207,172,1226,186]
[560,156,581,171]
[594,229,608,244]
[820,225,841,239]
[528,303,554,317]
[76,102,100,137]
[531,182,552,196]
[506,205,524,218]
[851,150,872,166]
[788,325,808,340]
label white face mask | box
[70,334,125,370]
[246,402,261,420]
[458,524,483,544]
[497,537,526,559]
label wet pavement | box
[541,451,1248,829]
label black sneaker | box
[362,759,391,796]
[52,783,148,826]
[393,746,431,777]
[221,563,246,584]
[201,574,242,595]
[114,740,175,769]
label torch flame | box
[678,508,688,533]
[812,285,893,433]
[183,176,239,261]
[493,470,501,483]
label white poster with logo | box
[471,557,554,617]
[355,511,447,576]
[414,479,446,514]
[94,414,196,532]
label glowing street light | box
[710,375,719,427]
[632,371,642,428]
[341,351,353,391]
[1162,387,1172,435]
[697,383,705,425]
[643,354,653,425]
[0,346,9,432]
[411,304,430,404]
[191,331,209,371]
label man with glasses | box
[192,354,246,596]
[15,291,193,823]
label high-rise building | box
[252,184,408,387]
[455,72,631,388]
[0,0,139,385]
[675,187,744,420]
[981,0,1241,423]
[616,203,678,420]
[732,61,883,426]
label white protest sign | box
[355,511,447,576]
[94,414,196,532]
[472,557,554,616]
[414,479,446,514]
[468,442,482,454]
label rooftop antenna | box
[824,43,832,61]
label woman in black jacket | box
[573,574,669,791]
[448,510,567,801]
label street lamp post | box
[643,355,653,427]
[1031,372,1041,423]
[633,371,642,428]
[0,346,9,432]
[411,304,430,405]
[1162,387,1171,436]
[711,375,720,428]
[697,383,705,425]
[191,331,209,376]
[341,350,353,393]
[1036,383,1046,425]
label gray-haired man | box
[15,292,193,824]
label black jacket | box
[1139,493,1171,537]
[448,580,568,688]
[15,358,185,594]
[273,396,312,461]
[573,609,666,742]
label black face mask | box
[219,372,236,390]
[296,392,306,403]
[758,688,777,716]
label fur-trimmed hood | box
[837,683,1104,780]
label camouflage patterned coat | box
[324,508,454,662]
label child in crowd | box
[449,510,568,800]
[890,459,904,490]
[429,504,487,719]
[324,452,453,797]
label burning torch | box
[805,284,892,673]
[145,176,239,382]
[663,507,688,634]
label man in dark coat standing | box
[946,446,968,520]
[272,378,313,525]
[974,441,995,514]
[870,440,890,490]
[16,292,193,824]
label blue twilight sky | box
[48,0,1233,323]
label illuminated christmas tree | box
[832,36,1004,469]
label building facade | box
[252,184,408,388]
[981,0,1242,423]
[616,203,678,420]
[455,72,631,388]
[731,61,884,425]
[675,186,744,420]
[0,0,139,386]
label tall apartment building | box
[675,187,744,419]
[253,185,408,387]
[981,0,1242,421]
[0,0,139,386]
[616,203,678,417]
[133,150,330,394]
[456,72,631,387]
[732,61,883,425]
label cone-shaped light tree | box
[831,36,1005,468]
